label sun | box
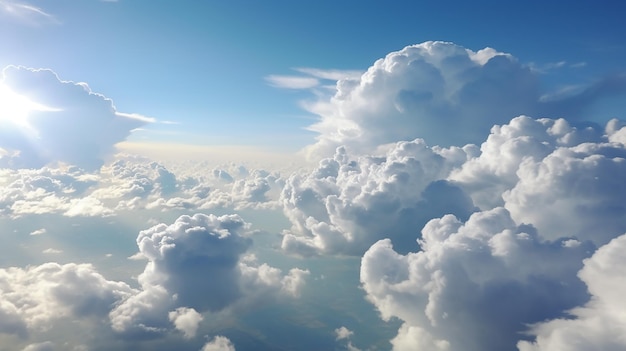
[0,83,56,128]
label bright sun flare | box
[0,83,56,128]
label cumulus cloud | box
[449,115,606,209]
[301,41,626,159]
[200,336,236,351]
[335,326,353,340]
[518,234,626,351]
[334,326,362,351]
[110,213,308,336]
[280,140,476,256]
[447,116,626,247]
[168,307,203,339]
[0,66,150,170]
[0,156,284,219]
[0,262,135,338]
[360,207,594,351]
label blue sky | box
[1,1,626,351]
[1,0,625,149]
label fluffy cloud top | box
[0,262,135,338]
[304,41,542,157]
[281,140,476,256]
[110,213,308,336]
[360,208,594,351]
[282,114,626,257]
[302,41,626,159]
[0,66,150,170]
[168,307,203,339]
[200,336,236,351]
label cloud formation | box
[0,0,57,25]
[200,336,236,351]
[280,140,476,256]
[110,213,308,337]
[301,41,626,159]
[360,208,594,351]
[0,262,135,338]
[0,66,150,170]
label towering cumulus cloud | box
[303,41,626,159]
[0,66,150,170]
[284,41,626,350]
[304,41,542,157]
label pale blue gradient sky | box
[1,0,625,151]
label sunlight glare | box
[0,83,57,128]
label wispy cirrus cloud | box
[0,0,58,25]
[293,67,362,81]
[265,75,320,90]
[265,68,362,90]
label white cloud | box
[360,207,595,351]
[110,213,308,336]
[335,326,353,340]
[0,156,285,219]
[200,336,236,351]
[517,234,626,351]
[302,41,541,158]
[280,140,476,256]
[0,262,135,337]
[449,116,605,209]
[29,228,46,236]
[300,41,626,159]
[265,75,320,89]
[0,0,57,25]
[42,248,62,254]
[334,326,362,351]
[504,140,626,246]
[0,66,150,170]
[266,68,362,91]
[168,307,203,339]
[21,341,54,351]
[294,68,363,81]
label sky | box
[1,1,626,351]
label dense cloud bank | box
[281,116,626,257]
[279,113,626,350]
[0,213,307,349]
[285,97,626,349]
[0,157,285,219]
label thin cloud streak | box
[0,0,58,25]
